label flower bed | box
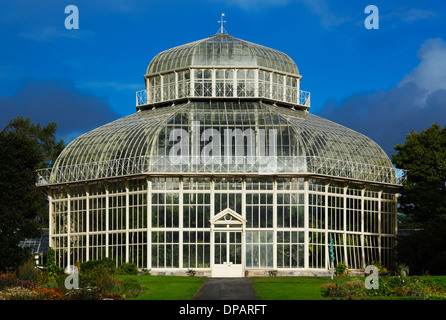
[320,276,446,300]
[0,258,143,300]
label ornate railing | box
[37,155,407,186]
[136,84,310,108]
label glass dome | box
[146,33,299,75]
[50,101,396,184]
[42,33,403,186]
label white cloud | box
[318,37,446,155]
[399,38,446,104]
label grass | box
[115,275,206,300]
[113,274,446,300]
[252,275,446,300]
[251,276,346,300]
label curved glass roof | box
[51,101,395,184]
[147,34,299,75]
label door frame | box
[210,208,246,277]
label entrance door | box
[212,231,243,277]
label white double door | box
[211,230,243,277]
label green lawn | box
[115,275,446,300]
[115,275,206,300]
[251,277,345,300]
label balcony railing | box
[136,82,310,108]
[37,155,407,186]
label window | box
[151,231,179,268]
[246,231,273,268]
[277,193,304,228]
[194,69,212,97]
[277,231,304,268]
[183,231,210,268]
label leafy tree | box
[2,116,65,168]
[392,123,446,226]
[392,123,446,274]
[0,117,64,271]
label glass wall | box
[142,68,302,106]
[50,176,398,273]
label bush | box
[120,277,143,298]
[80,258,116,274]
[186,269,196,277]
[34,286,67,300]
[335,262,350,276]
[17,259,39,282]
[370,261,388,275]
[65,287,100,300]
[46,247,64,276]
[101,292,125,300]
[320,280,365,300]
[0,272,35,290]
[117,263,138,275]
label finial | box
[218,13,226,34]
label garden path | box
[193,278,258,300]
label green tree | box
[2,116,65,168]
[392,123,446,274]
[0,117,64,271]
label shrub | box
[80,258,116,274]
[34,286,67,300]
[320,280,365,300]
[370,261,388,275]
[101,292,125,300]
[17,259,38,282]
[268,270,278,277]
[65,287,100,300]
[335,262,350,276]
[186,269,196,277]
[0,272,35,290]
[46,247,64,277]
[120,278,143,298]
[117,263,138,275]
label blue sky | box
[1,0,445,156]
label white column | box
[343,184,348,266]
[211,69,216,97]
[125,180,129,263]
[105,182,109,258]
[360,187,365,269]
[48,192,53,249]
[147,177,152,270]
[254,69,259,98]
[324,181,329,270]
[160,74,164,102]
[377,189,382,263]
[66,187,71,267]
[233,69,237,98]
[179,177,184,269]
[272,176,277,270]
[175,71,179,100]
[210,177,215,271]
[85,185,89,262]
[190,69,195,97]
[304,178,309,269]
[282,75,286,102]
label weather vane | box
[218,13,226,34]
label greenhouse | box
[38,33,405,277]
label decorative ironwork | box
[37,155,407,186]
